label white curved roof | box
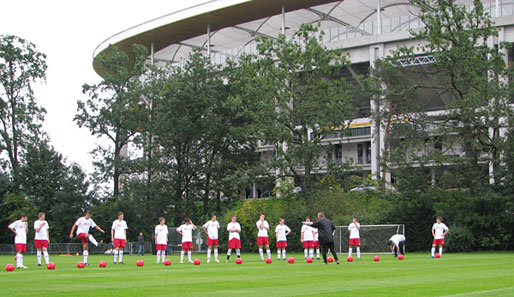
[93,0,499,74]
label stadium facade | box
[93,0,514,198]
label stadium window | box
[366,141,371,164]
[358,143,363,164]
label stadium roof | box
[93,0,497,75]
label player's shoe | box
[188,260,193,263]
[18,265,28,269]
[119,262,125,265]
[113,262,117,264]
[37,263,42,266]
[431,256,435,259]
[180,261,183,264]
[84,263,90,266]
[207,259,210,263]
[215,259,220,263]
[317,257,320,260]
[336,261,340,265]
[322,262,327,265]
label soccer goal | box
[333,224,405,254]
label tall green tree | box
[75,44,148,197]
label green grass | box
[0,252,513,296]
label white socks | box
[316,248,320,258]
[439,247,443,256]
[277,250,281,260]
[348,247,353,257]
[180,250,184,263]
[37,250,42,264]
[309,249,314,259]
[259,248,264,260]
[214,248,218,260]
[119,250,124,263]
[356,247,361,259]
[114,250,118,263]
[187,251,192,262]
[16,253,23,267]
[266,249,271,259]
[157,250,162,263]
[43,251,49,264]
[83,250,88,263]
[431,247,436,257]
[236,249,240,257]
[304,248,308,258]
[89,235,98,246]
[207,248,212,261]
[282,250,286,260]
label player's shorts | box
[182,241,193,250]
[433,238,445,245]
[34,240,49,249]
[303,240,314,248]
[276,241,287,248]
[207,237,218,246]
[314,241,320,247]
[256,236,269,245]
[155,244,167,250]
[114,239,126,248]
[77,233,89,245]
[228,238,241,249]
[16,243,26,253]
[349,238,361,246]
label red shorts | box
[114,239,126,248]
[207,237,218,246]
[276,241,287,248]
[16,243,26,253]
[155,244,167,250]
[256,237,269,245]
[34,240,49,249]
[303,241,314,248]
[77,233,89,245]
[349,238,361,246]
[314,241,320,247]
[228,238,241,249]
[182,242,193,250]
[433,238,445,245]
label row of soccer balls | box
[5,253,432,271]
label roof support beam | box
[233,25,276,39]
[306,7,371,36]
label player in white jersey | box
[111,212,128,264]
[301,217,315,259]
[70,210,105,265]
[226,215,241,262]
[154,217,169,264]
[275,218,291,260]
[348,216,361,259]
[256,214,271,261]
[431,217,449,258]
[34,212,50,266]
[177,218,196,263]
[389,234,406,257]
[313,227,321,259]
[8,213,28,268]
[202,215,220,263]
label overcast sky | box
[0,0,209,173]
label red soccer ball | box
[435,253,441,259]
[287,257,295,263]
[136,260,144,266]
[265,258,272,264]
[47,262,55,270]
[164,259,172,266]
[99,261,107,268]
[14,256,17,261]
[373,256,380,262]
[193,259,201,265]
[327,256,334,263]
[346,256,353,262]
[306,257,313,263]
[77,262,85,268]
[5,264,15,271]
[398,254,404,260]
[235,258,243,264]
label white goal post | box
[333,224,405,254]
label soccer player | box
[226,215,241,262]
[348,216,361,259]
[34,212,50,266]
[275,218,291,260]
[69,210,105,265]
[8,213,29,269]
[301,217,315,259]
[313,227,321,259]
[202,214,220,263]
[256,214,271,261]
[177,218,196,263]
[154,217,169,264]
[304,212,339,264]
[389,234,406,257]
[111,212,128,264]
[431,216,449,258]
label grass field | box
[0,252,513,296]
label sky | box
[0,0,209,173]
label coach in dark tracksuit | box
[305,212,339,265]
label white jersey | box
[177,224,195,242]
[154,224,168,245]
[74,217,96,235]
[256,220,269,237]
[112,219,128,240]
[8,220,27,244]
[275,224,291,241]
[432,223,449,239]
[227,222,241,240]
[313,228,319,241]
[301,224,314,241]
[389,234,406,246]
[34,220,49,241]
[203,220,220,240]
[348,222,360,239]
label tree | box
[0,35,47,182]
[75,44,148,197]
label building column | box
[370,44,385,180]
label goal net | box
[333,224,405,254]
